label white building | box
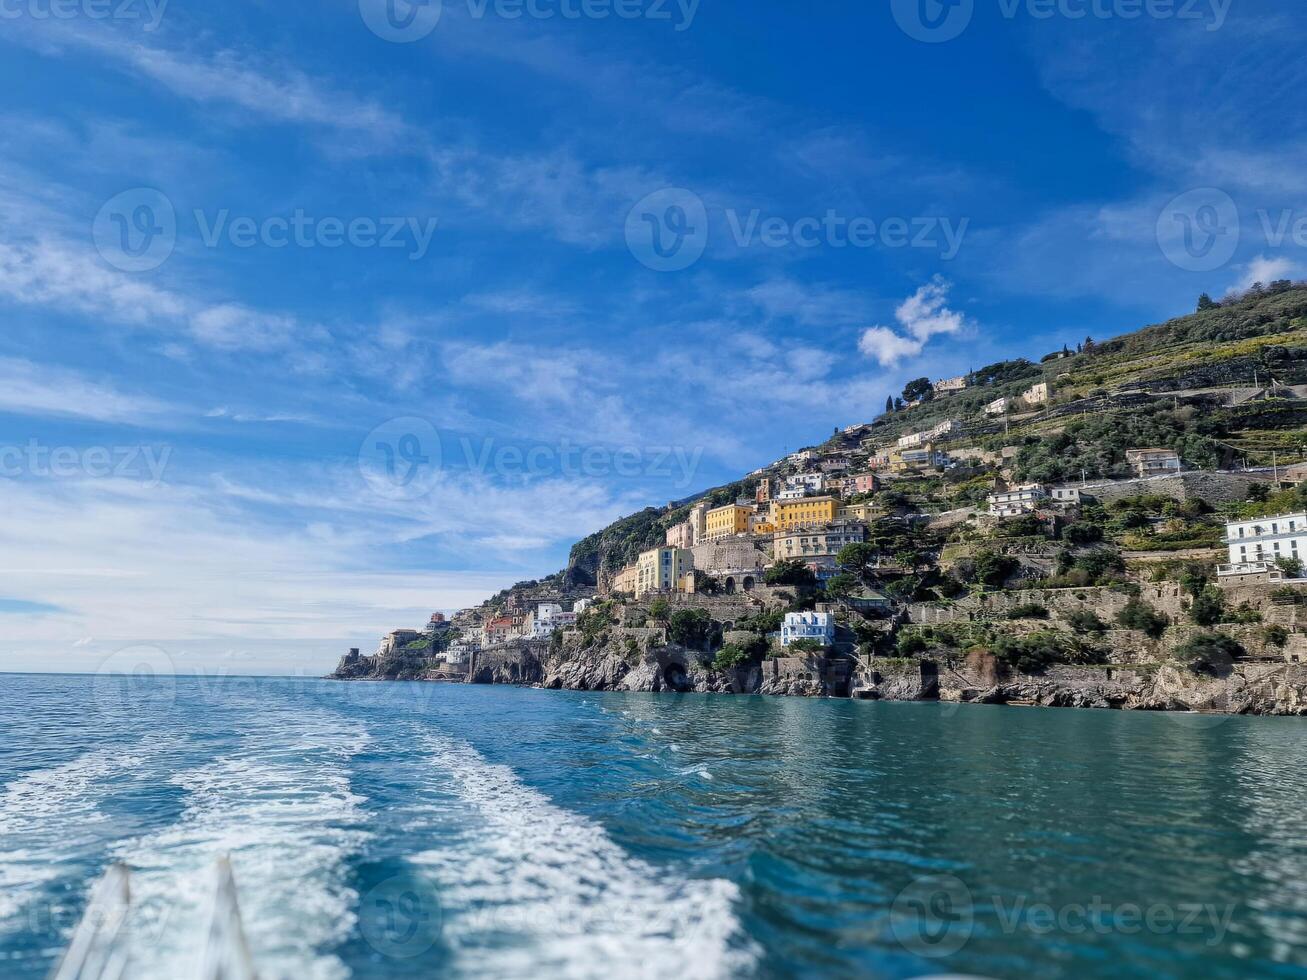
[787,449,817,464]
[786,472,825,492]
[1219,513,1307,581]
[984,396,1011,416]
[572,598,593,615]
[776,487,807,501]
[933,375,969,394]
[1049,486,1082,504]
[1124,448,1182,479]
[780,611,835,647]
[898,419,960,449]
[445,639,480,665]
[529,603,565,639]
[1021,381,1051,405]
[988,483,1048,518]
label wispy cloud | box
[0,357,176,424]
[858,278,969,367]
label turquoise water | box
[2,674,1305,979]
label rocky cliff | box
[372,634,1307,716]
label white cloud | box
[1230,255,1301,295]
[857,278,969,367]
[857,327,925,366]
[0,357,175,425]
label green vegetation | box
[1117,597,1170,639]
[1067,609,1108,634]
[764,560,817,587]
[1005,603,1050,620]
[1174,632,1244,674]
[667,608,719,650]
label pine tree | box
[885,396,894,413]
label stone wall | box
[1082,470,1273,505]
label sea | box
[1,672,1305,979]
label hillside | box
[555,284,1307,591]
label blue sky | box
[1,0,1303,674]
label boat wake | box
[411,733,757,980]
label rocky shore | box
[332,632,1307,716]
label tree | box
[837,542,879,578]
[1117,597,1169,639]
[1174,632,1243,674]
[894,397,905,411]
[971,550,1018,587]
[885,395,895,414]
[667,608,717,650]
[1276,556,1305,578]
[825,572,858,599]
[764,560,817,588]
[1197,292,1218,311]
[902,377,932,402]
[1189,586,1225,627]
[648,597,671,623]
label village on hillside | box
[336,288,1307,709]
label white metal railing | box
[50,858,258,980]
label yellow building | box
[838,501,876,522]
[704,504,752,540]
[769,496,838,530]
[635,547,693,597]
[610,564,638,595]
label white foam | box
[114,712,370,980]
[0,746,149,922]
[412,734,757,980]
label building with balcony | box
[984,396,1011,416]
[786,472,826,493]
[636,546,694,597]
[1125,448,1182,479]
[1219,513,1306,581]
[988,483,1049,518]
[780,611,835,647]
[770,496,839,531]
[772,521,865,562]
[847,472,880,495]
[610,564,639,596]
[705,503,753,540]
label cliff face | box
[457,637,1307,716]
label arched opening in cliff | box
[742,576,755,592]
[663,662,691,692]
[724,577,736,594]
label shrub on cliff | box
[765,560,817,588]
[1117,597,1170,639]
[1067,610,1108,634]
[992,631,1072,673]
[1188,586,1226,627]
[1005,603,1049,620]
[1174,632,1244,674]
[668,608,720,650]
